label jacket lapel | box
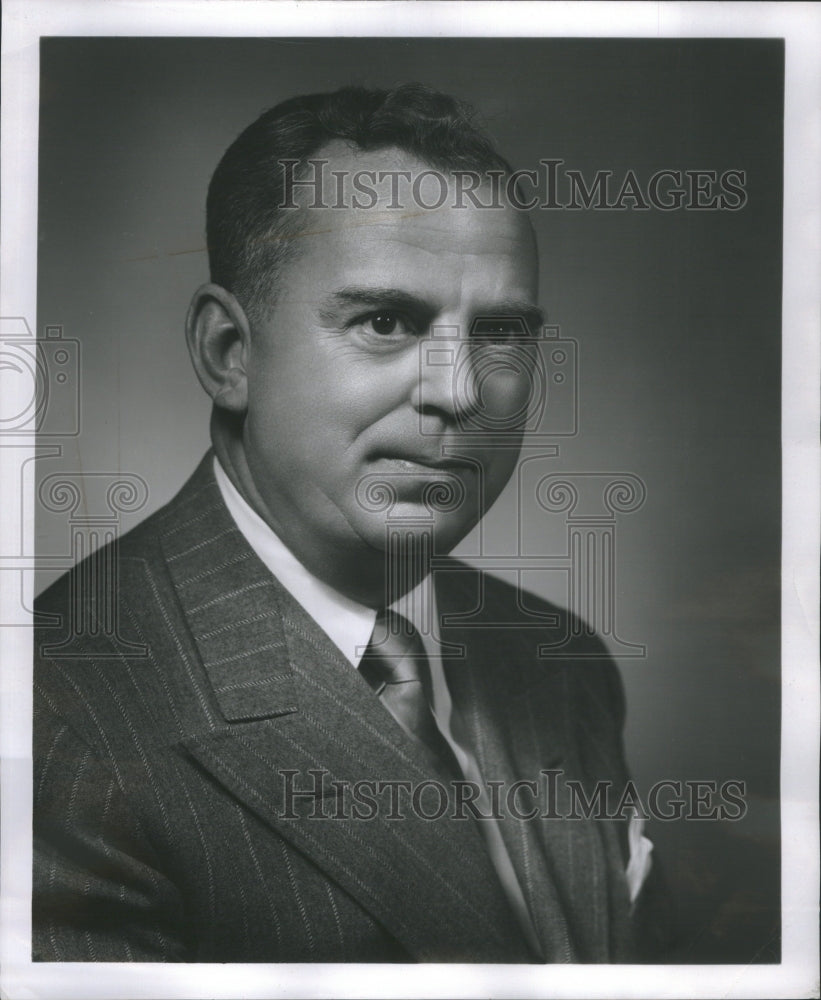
[158,458,532,962]
[436,566,619,962]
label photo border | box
[2,3,818,998]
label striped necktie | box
[359,609,462,781]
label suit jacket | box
[33,453,668,963]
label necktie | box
[359,610,463,781]
[362,611,548,960]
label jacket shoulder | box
[439,559,618,655]
[33,454,221,743]
[36,453,217,613]
[438,560,626,716]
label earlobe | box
[185,283,251,413]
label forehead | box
[279,143,538,301]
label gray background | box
[36,37,782,962]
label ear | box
[185,283,252,413]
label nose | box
[410,329,480,425]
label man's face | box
[241,144,541,594]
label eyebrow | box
[479,300,546,332]
[322,286,435,321]
[321,286,545,332]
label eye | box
[350,310,418,346]
[368,312,401,336]
[471,316,529,343]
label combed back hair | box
[206,84,515,318]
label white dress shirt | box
[213,457,651,954]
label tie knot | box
[360,610,429,691]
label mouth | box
[370,453,475,475]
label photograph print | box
[27,34,783,967]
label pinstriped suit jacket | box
[33,453,662,963]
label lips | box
[370,451,476,473]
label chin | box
[352,507,476,557]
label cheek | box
[247,343,338,424]
[471,350,539,428]
[245,355,393,469]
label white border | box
[1,3,818,999]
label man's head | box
[187,85,543,605]
[205,84,519,320]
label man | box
[33,85,667,963]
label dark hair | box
[206,84,514,316]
